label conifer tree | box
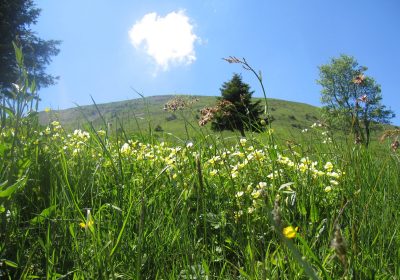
[211,73,263,136]
[0,0,60,92]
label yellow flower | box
[283,226,298,239]
[80,209,94,231]
[79,219,94,229]
[44,107,51,113]
[210,169,218,176]
[251,189,262,199]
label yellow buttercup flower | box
[79,219,94,229]
[79,209,94,231]
[283,226,298,239]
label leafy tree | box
[0,0,60,92]
[211,73,263,137]
[317,54,394,146]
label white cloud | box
[129,10,198,71]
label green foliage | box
[317,54,394,146]
[2,48,398,278]
[0,0,60,91]
[211,74,263,136]
[1,117,400,278]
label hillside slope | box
[39,95,322,139]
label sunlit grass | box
[1,112,399,278]
[1,48,399,278]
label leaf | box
[3,259,18,268]
[12,42,24,66]
[0,180,8,191]
[310,200,319,223]
[0,176,28,198]
[30,205,57,225]
[0,105,14,118]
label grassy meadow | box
[1,91,400,279]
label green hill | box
[38,95,396,145]
[39,95,323,139]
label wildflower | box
[247,207,255,214]
[257,182,267,189]
[253,150,265,160]
[246,184,253,193]
[324,186,333,192]
[232,151,245,158]
[327,171,340,179]
[97,130,106,136]
[79,209,94,231]
[283,226,298,239]
[235,191,244,198]
[301,128,308,133]
[330,180,339,186]
[186,142,193,148]
[267,171,278,179]
[231,170,239,178]
[323,137,332,144]
[120,143,131,155]
[72,148,80,156]
[210,169,218,176]
[44,107,51,113]
[239,138,247,146]
[324,162,334,172]
[79,219,94,229]
[234,210,243,221]
[51,121,60,127]
[251,189,262,199]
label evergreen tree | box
[0,0,60,92]
[211,73,263,136]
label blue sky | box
[34,0,400,125]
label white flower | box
[235,191,244,198]
[120,143,131,154]
[330,180,339,186]
[257,182,267,189]
[324,162,334,172]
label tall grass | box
[1,52,399,279]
